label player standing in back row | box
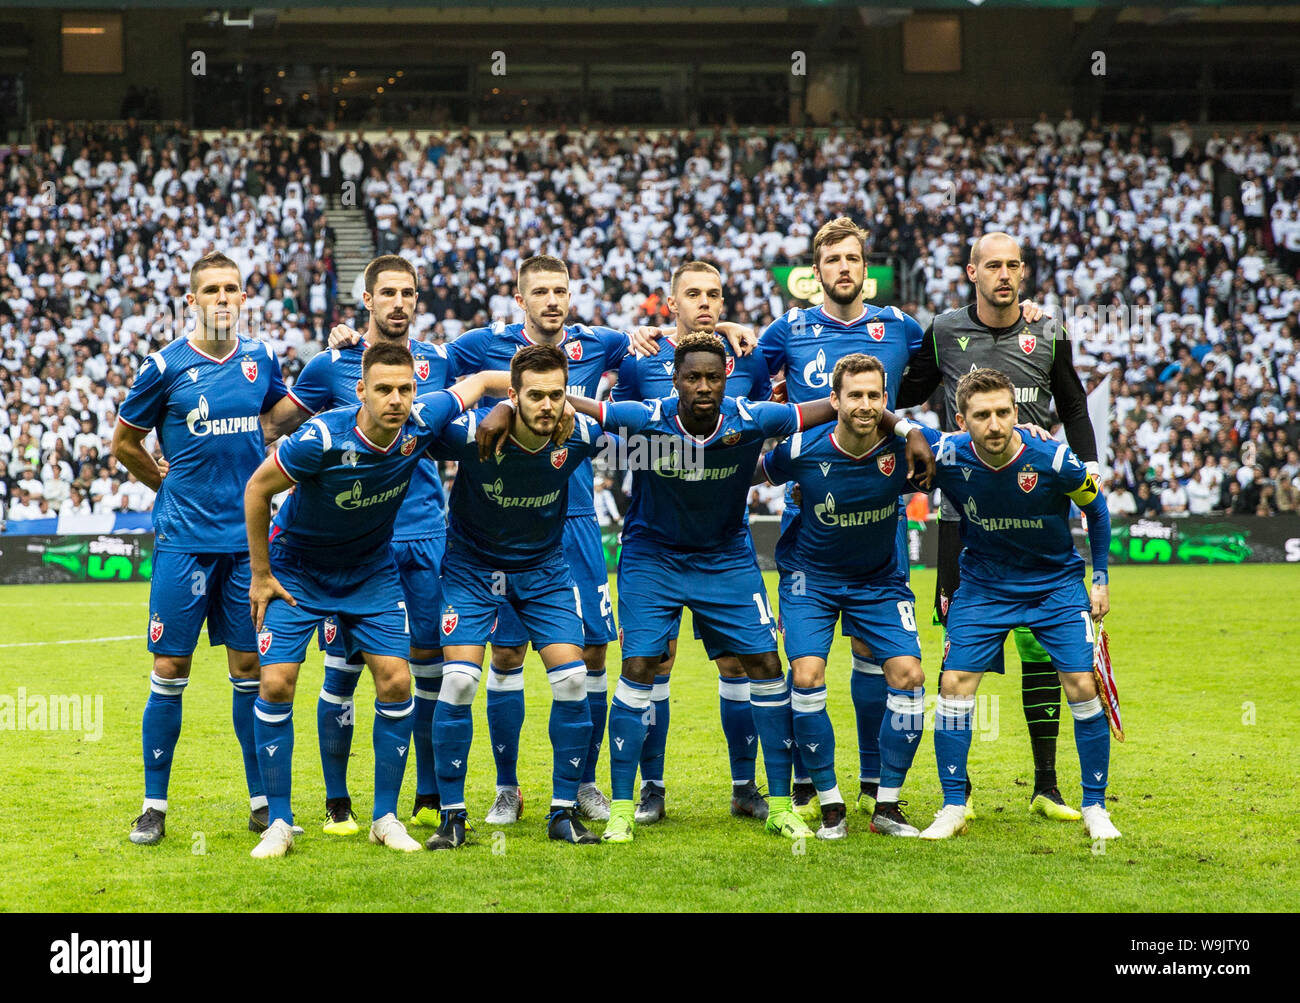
[896,231,1100,821]
[115,251,287,846]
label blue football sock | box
[787,669,810,784]
[253,697,295,825]
[718,675,756,784]
[608,677,652,802]
[933,695,975,807]
[638,674,671,787]
[1070,696,1111,808]
[879,686,925,796]
[410,660,442,800]
[372,698,414,820]
[547,661,591,807]
[433,662,480,810]
[485,663,524,788]
[141,672,187,809]
[749,675,794,799]
[316,656,361,801]
[229,675,263,804]
[581,668,608,786]
[791,683,837,796]
[851,655,886,783]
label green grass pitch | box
[0,565,1295,912]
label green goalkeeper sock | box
[1021,660,1060,791]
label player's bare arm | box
[796,396,835,429]
[328,323,362,349]
[880,411,937,489]
[111,421,163,492]
[243,457,298,630]
[632,322,755,357]
[262,395,310,443]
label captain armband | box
[1067,474,1100,507]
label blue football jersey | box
[609,333,772,404]
[118,337,286,553]
[757,304,923,407]
[269,390,466,566]
[761,422,911,581]
[431,407,607,570]
[446,321,630,517]
[288,340,454,541]
[925,427,1094,596]
[599,395,804,553]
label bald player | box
[896,230,1100,821]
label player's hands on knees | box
[1016,422,1054,441]
[770,378,788,404]
[476,401,514,461]
[628,326,665,357]
[1090,584,1109,622]
[1019,300,1044,323]
[250,573,296,631]
[553,401,576,445]
[155,456,169,478]
[904,429,936,490]
[715,321,756,357]
[328,324,361,349]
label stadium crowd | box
[3,112,1299,526]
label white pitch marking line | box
[0,634,145,648]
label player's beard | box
[824,279,864,307]
[374,311,408,341]
[520,408,556,438]
[530,311,566,341]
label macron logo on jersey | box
[334,479,410,510]
[185,395,259,438]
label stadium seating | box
[3,115,1298,528]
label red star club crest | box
[877,453,896,476]
[415,359,430,381]
[323,619,337,645]
[940,593,950,618]
[149,615,164,644]
[400,435,417,456]
[1018,470,1039,493]
[868,322,885,341]
[1018,331,1036,355]
[725,356,735,376]
[943,638,951,663]
[551,447,569,469]
[258,630,273,655]
[241,357,258,382]
[441,611,458,636]
[566,341,583,362]
[722,430,741,446]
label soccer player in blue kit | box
[897,368,1120,842]
[242,343,505,858]
[423,344,612,849]
[757,354,929,839]
[261,255,464,835]
[570,333,934,843]
[755,217,1045,823]
[437,256,752,826]
[607,261,774,825]
[115,252,288,846]
[756,218,924,822]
